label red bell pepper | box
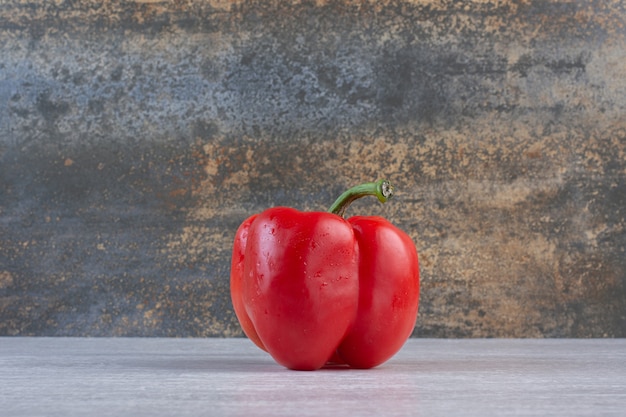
[230,180,419,370]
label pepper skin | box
[230,180,419,370]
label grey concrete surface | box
[1,338,625,416]
[1,1,625,338]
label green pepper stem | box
[328,179,394,218]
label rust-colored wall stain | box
[1,0,624,337]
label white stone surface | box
[1,338,625,416]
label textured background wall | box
[1,0,625,338]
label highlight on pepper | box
[230,179,420,370]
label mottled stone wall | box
[1,0,625,337]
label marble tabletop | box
[1,338,625,416]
